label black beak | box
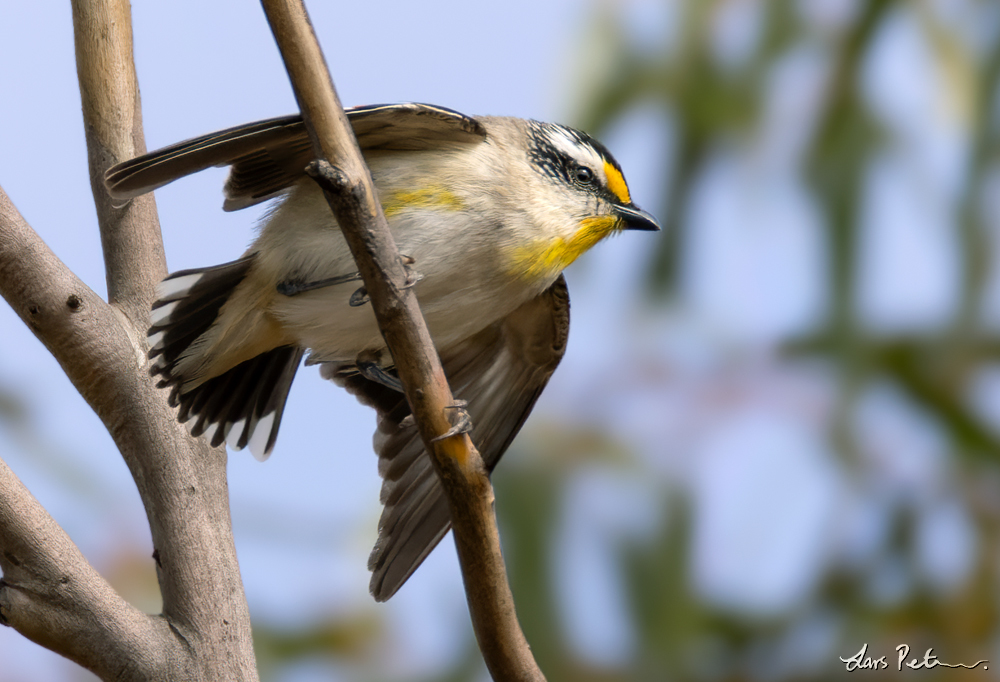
[615,204,661,231]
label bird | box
[105,102,659,600]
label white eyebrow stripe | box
[543,126,606,176]
[545,126,581,158]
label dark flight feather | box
[326,275,570,600]
[105,103,487,211]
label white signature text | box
[840,643,988,672]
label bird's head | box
[501,120,660,281]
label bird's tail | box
[148,255,302,460]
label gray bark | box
[0,0,544,679]
[0,1,257,679]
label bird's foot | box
[357,361,403,392]
[349,286,370,307]
[432,400,472,442]
[400,254,423,289]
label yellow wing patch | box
[383,186,465,217]
[509,215,620,280]
[603,162,631,205]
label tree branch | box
[0,186,199,679]
[0,455,180,679]
[71,0,166,324]
[0,177,256,680]
[259,2,545,679]
[0,1,259,678]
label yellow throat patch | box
[509,215,620,280]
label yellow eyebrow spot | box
[382,186,465,217]
[603,162,631,205]
[508,215,621,279]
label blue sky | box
[0,2,666,679]
[1,1,989,679]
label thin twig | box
[259,1,545,679]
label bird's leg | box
[277,272,362,296]
[349,256,420,307]
[356,360,404,392]
[431,400,473,441]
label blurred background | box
[2,0,999,680]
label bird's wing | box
[104,103,487,211]
[347,102,487,149]
[325,275,570,601]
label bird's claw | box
[345,256,419,305]
[431,400,472,442]
[400,254,423,289]
[349,287,370,307]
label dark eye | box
[574,165,594,185]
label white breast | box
[252,174,544,364]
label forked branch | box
[0,0,258,679]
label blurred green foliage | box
[252,2,1000,679]
[9,2,1000,681]
[492,1,1000,681]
